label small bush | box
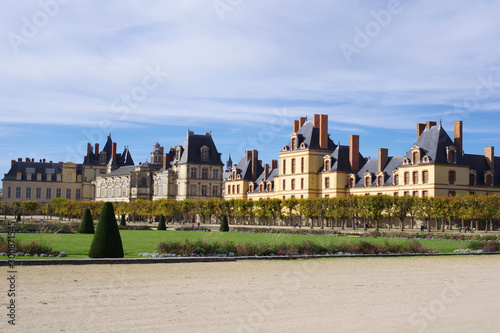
[220,215,229,232]
[78,208,95,234]
[88,202,124,258]
[157,215,166,230]
[120,214,126,226]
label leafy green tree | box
[220,215,229,232]
[78,208,95,234]
[157,215,166,230]
[23,201,39,219]
[88,202,124,258]
[1,201,11,219]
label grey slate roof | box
[233,154,264,181]
[322,144,363,173]
[250,168,279,193]
[2,161,81,182]
[178,133,223,166]
[284,120,336,151]
[84,135,134,167]
[406,124,464,165]
[352,155,406,187]
[106,165,137,177]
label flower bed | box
[156,239,431,257]
[361,231,500,241]
[0,235,60,256]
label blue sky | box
[1,0,500,187]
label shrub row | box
[0,220,80,234]
[174,226,211,232]
[232,227,341,236]
[0,236,59,256]
[465,240,500,252]
[157,239,431,256]
[361,231,500,241]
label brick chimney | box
[426,121,437,130]
[417,123,426,138]
[251,150,258,181]
[11,160,15,167]
[163,153,170,170]
[86,143,92,163]
[43,158,46,163]
[299,117,306,129]
[160,146,164,154]
[271,159,278,169]
[319,114,329,149]
[95,143,99,155]
[18,158,22,162]
[349,135,360,174]
[293,120,299,133]
[454,120,463,155]
[313,114,320,128]
[378,148,388,172]
[263,163,269,180]
[485,146,494,171]
[246,150,252,162]
[112,142,117,164]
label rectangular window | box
[15,187,21,198]
[67,173,72,181]
[449,170,456,185]
[37,173,42,181]
[26,187,31,199]
[404,172,409,185]
[36,188,41,199]
[301,178,304,189]
[66,189,71,200]
[282,179,286,191]
[76,189,81,200]
[7,187,11,199]
[237,185,240,194]
[232,185,235,194]
[291,159,296,174]
[325,177,330,189]
[394,174,399,186]
[57,174,62,182]
[213,169,219,180]
[291,179,295,190]
[212,186,218,197]
[46,188,52,199]
[190,185,197,196]
[422,170,429,184]
[283,160,286,175]
[227,185,231,195]
[190,168,197,179]
[394,192,399,196]
[301,158,304,173]
[27,173,32,181]
[404,191,410,196]
[16,173,22,180]
[47,174,52,181]
[201,168,208,180]
[412,171,418,185]
[201,185,208,196]
[412,191,418,197]
[56,188,61,198]
[422,190,428,197]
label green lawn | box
[1,230,470,259]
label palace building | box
[1,134,134,205]
[94,130,224,202]
[224,114,500,199]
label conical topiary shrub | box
[88,202,124,258]
[220,215,229,232]
[120,214,126,226]
[157,215,166,230]
[78,208,95,234]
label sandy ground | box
[3,255,500,333]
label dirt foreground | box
[4,255,500,333]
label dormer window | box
[485,171,494,186]
[267,182,272,192]
[377,173,385,186]
[249,184,254,192]
[259,183,264,192]
[422,156,430,163]
[236,174,241,180]
[324,156,331,172]
[348,174,356,188]
[469,170,477,186]
[200,146,209,162]
[282,146,289,151]
[364,173,372,187]
[410,145,421,164]
[16,172,22,180]
[403,158,410,165]
[300,143,307,149]
[100,152,107,164]
[393,173,399,186]
[446,146,457,164]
